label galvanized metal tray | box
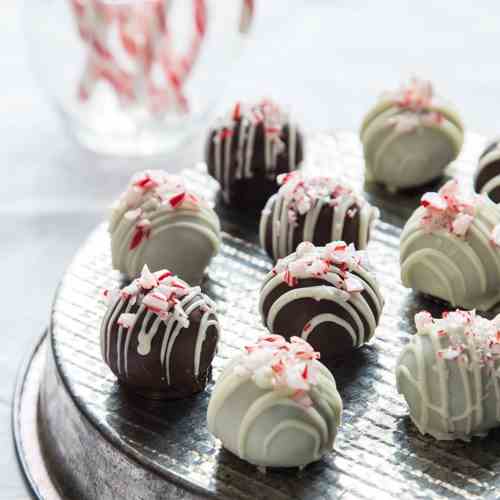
[16,131,500,499]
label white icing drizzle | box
[260,173,378,260]
[396,310,500,440]
[401,181,500,310]
[209,99,299,203]
[259,242,384,354]
[206,335,343,468]
[302,313,357,347]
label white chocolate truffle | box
[207,335,342,468]
[400,180,500,310]
[396,310,500,441]
[360,77,464,191]
[109,170,221,284]
[260,172,379,261]
[259,242,384,359]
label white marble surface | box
[3,0,500,497]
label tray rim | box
[12,331,62,500]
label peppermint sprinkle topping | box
[415,309,500,369]
[419,180,479,236]
[272,241,368,297]
[107,265,214,329]
[387,76,434,112]
[276,172,363,225]
[214,98,287,150]
[235,335,321,407]
[382,76,444,133]
[117,170,205,251]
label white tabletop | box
[2,1,500,497]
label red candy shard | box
[169,191,186,208]
[233,102,241,121]
[156,271,172,282]
[129,226,150,250]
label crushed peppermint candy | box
[415,309,500,369]
[105,265,215,329]
[419,180,480,236]
[381,76,444,133]
[115,170,206,251]
[272,241,369,297]
[213,98,288,152]
[117,313,137,329]
[275,172,365,225]
[234,335,321,407]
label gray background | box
[3,1,500,497]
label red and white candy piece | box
[117,312,137,329]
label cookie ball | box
[260,172,379,261]
[259,242,384,359]
[396,309,500,440]
[101,265,220,399]
[109,170,220,284]
[360,76,464,191]
[207,335,342,469]
[400,179,500,310]
[205,99,303,210]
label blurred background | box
[2,1,500,497]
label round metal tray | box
[15,131,500,500]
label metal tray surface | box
[47,131,500,499]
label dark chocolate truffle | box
[260,172,379,261]
[474,137,500,203]
[259,242,384,359]
[205,99,303,210]
[101,265,219,399]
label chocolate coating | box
[259,245,384,360]
[101,272,219,400]
[205,100,303,210]
[260,174,379,262]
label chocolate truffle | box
[205,99,303,210]
[400,180,500,310]
[101,265,219,399]
[260,172,379,261]
[259,242,384,359]
[207,335,342,469]
[109,170,221,284]
[474,137,500,202]
[360,76,464,192]
[396,309,500,440]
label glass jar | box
[25,0,254,156]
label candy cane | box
[70,0,220,116]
